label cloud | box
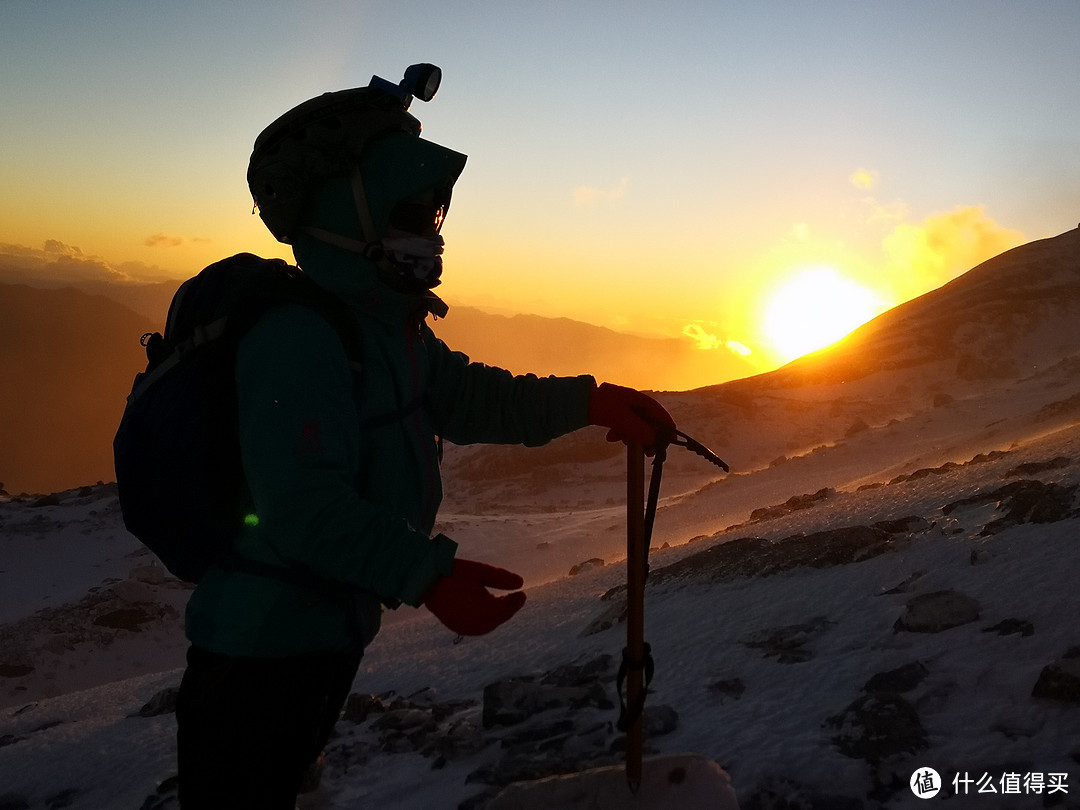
[0,240,136,283]
[682,323,753,356]
[573,177,630,207]
[882,206,1024,299]
[849,168,879,191]
[143,233,211,249]
[144,233,186,248]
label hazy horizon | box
[3,2,1079,372]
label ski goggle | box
[388,201,446,234]
[387,185,453,235]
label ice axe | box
[620,417,727,789]
[487,424,740,809]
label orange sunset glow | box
[1,2,1078,494]
[762,267,890,363]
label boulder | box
[1032,647,1080,704]
[894,590,980,633]
[826,693,927,764]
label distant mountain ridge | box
[0,275,744,493]
[429,305,755,391]
[440,227,1080,513]
[5,229,1078,496]
[0,284,156,494]
[0,261,181,323]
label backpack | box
[113,253,361,582]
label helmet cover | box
[247,87,421,243]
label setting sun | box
[763,267,889,362]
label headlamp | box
[369,63,442,109]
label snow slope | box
[2,229,1080,809]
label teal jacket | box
[185,138,593,657]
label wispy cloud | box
[573,177,630,207]
[143,233,211,248]
[849,168,879,191]
[0,241,163,284]
[883,206,1024,300]
[144,233,185,248]
[682,323,753,356]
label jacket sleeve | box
[234,305,455,606]
[422,327,595,446]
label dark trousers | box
[176,645,362,809]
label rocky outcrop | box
[893,590,981,633]
[649,525,897,586]
[1032,646,1080,704]
[316,653,681,808]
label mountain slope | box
[762,226,1080,389]
[439,228,1080,547]
[430,305,756,391]
[0,284,154,494]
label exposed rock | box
[435,718,488,762]
[138,775,179,810]
[92,605,166,630]
[334,689,484,766]
[642,704,679,736]
[498,717,574,748]
[373,707,440,753]
[942,479,1078,534]
[133,685,179,717]
[872,516,930,534]
[129,563,166,585]
[879,569,926,595]
[342,693,387,724]
[110,579,159,603]
[1032,647,1080,704]
[299,755,324,793]
[863,662,929,695]
[579,598,627,638]
[748,488,835,523]
[482,676,609,729]
[650,525,894,585]
[981,480,1078,534]
[1003,456,1071,478]
[468,719,616,789]
[826,693,927,763]
[743,777,865,810]
[889,461,962,485]
[707,677,747,701]
[44,788,78,809]
[568,558,605,576]
[541,654,613,688]
[894,590,980,633]
[982,618,1035,637]
[741,616,835,664]
[0,664,34,678]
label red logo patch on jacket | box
[293,421,325,455]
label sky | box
[2,0,1079,371]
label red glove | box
[423,558,527,636]
[588,382,676,454]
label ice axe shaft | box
[625,442,647,789]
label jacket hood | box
[291,133,466,320]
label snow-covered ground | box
[3,230,1080,809]
[2,421,1079,809]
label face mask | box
[381,234,445,289]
